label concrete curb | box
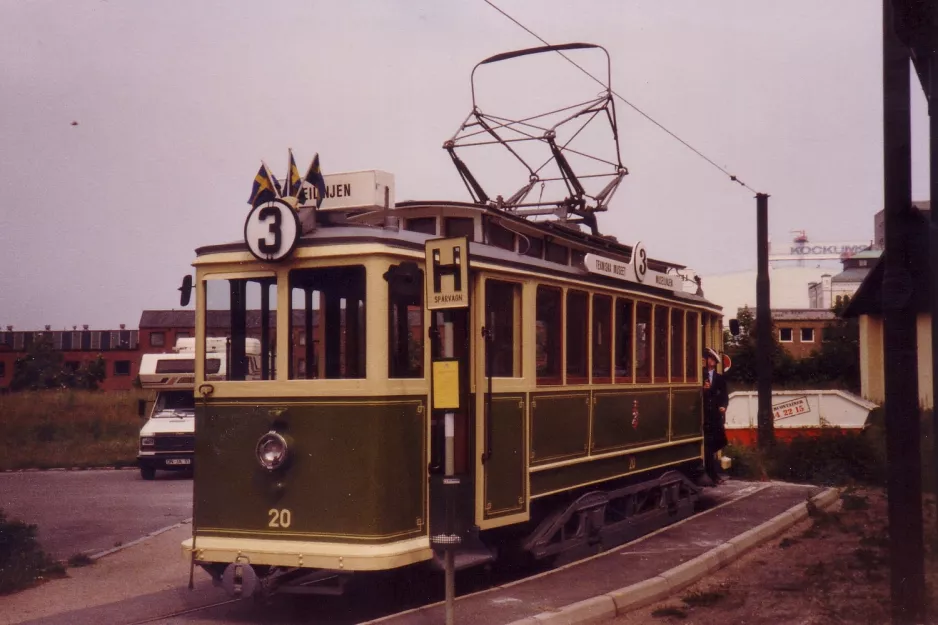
[505,487,840,625]
[87,518,192,561]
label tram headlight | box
[255,431,289,471]
[141,437,155,447]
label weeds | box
[841,492,870,511]
[651,606,688,619]
[0,390,143,470]
[0,510,62,594]
[67,553,94,568]
[682,590,727,607]
[778,537,798,549]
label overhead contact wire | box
[481,0,758,194]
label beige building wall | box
[859,313,934,410]
[859,315,884,404]
[917,313,933,410]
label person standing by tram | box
[702,347,728,485]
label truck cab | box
[137,337,237,480]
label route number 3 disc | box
[244,200,300,262]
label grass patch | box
[0,510,64,594]
[0,390,143,470]
[67,553,94,568]
[651,606,687,619]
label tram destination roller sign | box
[425,237,470,310]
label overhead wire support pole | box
[755,193,773,448]
[882,1,925,622]
[929,4,938,547]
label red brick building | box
[771,309,838,360]
[0,325,141,392]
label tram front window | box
[289,266,366,379]
[203,277,277,381]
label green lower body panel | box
[671,388,703,440]
[591,389,670,453]
[194,397,426,544]
[530,392,590,466]
[530,440,701,497]
[483,394,526,519]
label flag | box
[285,149,302,197]
[247,162,281,207]
[302,153,326,208]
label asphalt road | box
[0,469,192,560]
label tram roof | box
[195,201,719,310]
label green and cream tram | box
[181,170,724,596]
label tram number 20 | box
[268,508,292,529]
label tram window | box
[635,302,652,383]
[388,265,424,379]
[566,290,588,382]
[615,298,634,382]
[485,218,515,252]
[536,286,562,384]
[444,217,475,241]
[671,309,685,383]
[592,294,612,383]
[289,266,366,380]
[571,250,586,269]
[404,217,437,235]
[686,312,699,382]
[545,240,569,265]
[654,306,669,383]
[523,236,544,259]
[485,280,521,377]
[203,277,277,381]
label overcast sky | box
[0,0,929,329]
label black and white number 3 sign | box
[244,200,300,262]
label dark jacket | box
[702,368,728,447]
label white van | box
[137,337,257,479]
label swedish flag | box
[247,162,281,207]
[302,153,327,208]
[285,149,303,197]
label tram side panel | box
[193,397,427,550]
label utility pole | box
[882,2,925,622]
[755,192,774,448]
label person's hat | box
[703,347,719,362]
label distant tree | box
[10,337,106,392]
[724,299,860,392]
[724,306,794,386]
[809,296,860,392]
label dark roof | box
[831,267,872,283]
[139,310,318,329]
[843,208,929,318]
[770,309,838,321]
[139,310,194,328]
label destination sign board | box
[298,170,395,212]
[425,237,470,310]
[584,248,683,293]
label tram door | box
[428,308,475,541]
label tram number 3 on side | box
[425,237,470,310]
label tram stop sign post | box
[424,237,469,625]
[425,237,470,310]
